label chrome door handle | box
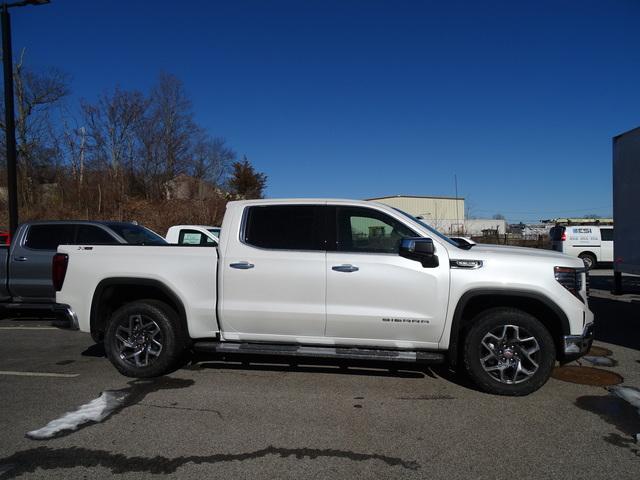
[13,256,28,262]
[230,261,254,270]
[332,264,359,273]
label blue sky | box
[11,0,640,222]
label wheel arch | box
[447,289,570,366]
[578,251,598,262]
[90,277,188,343]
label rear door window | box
[243,205,325,250]
[24,225,76,250]
[600,228,614,241]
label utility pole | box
[2,4,18,236]
[1,0,50,238]
[454,174,460,235]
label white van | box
[550,225,614,269]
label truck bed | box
[57,245,219,338]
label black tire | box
[463,308,556,396]
[579,252,597,270]
[104,299,186,378]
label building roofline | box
[365,194,465,201]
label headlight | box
[554,266,584,302]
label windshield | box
[104,223,167,245]
[207,228,221,237]
[392,208,461,248]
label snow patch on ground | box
[609,386,640,414]
[608,385,640,443]
[26,390,127,440]
[583,356,616,367]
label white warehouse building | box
[367,195,506,236]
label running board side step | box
[193,341,446,364]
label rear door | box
[325,205,450,348]
[599,227,614,262]
[220,204,327,340]
[9,224,76,301]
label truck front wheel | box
[463,308,556,396]
[104,300,186,378]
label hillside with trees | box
[0,53,267,233]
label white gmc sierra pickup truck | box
[55,199,594,395]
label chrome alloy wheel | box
[114,314,163,368]
[479,324,540,384]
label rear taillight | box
[52,253,69,292]
[554,266,583,302]
[560,232,566,241]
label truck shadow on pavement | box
[186,352,480,392]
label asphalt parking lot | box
[0,277,639,479]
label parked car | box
[550,225,613,269]
[165,225,220,246]
[56,199,593,396]
[0,220,166,318]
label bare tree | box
[0,49,70,204]
[149,73,195,182]
[191,129,236,188]
[81,87,147,173]
[80,87,148,213]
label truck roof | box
[18,220,139,227]
[227,198,385,208]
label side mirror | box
[399,237,439,268]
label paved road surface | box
[0,306,638,479]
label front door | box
[220,204,327,340]
[325,206,450,348]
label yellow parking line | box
[0,371,79,378]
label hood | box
[456,244,584,267]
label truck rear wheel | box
[579,252,596,270]
[463,308,556,396]
[104,300,186,378]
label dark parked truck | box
[612,126,640,292]
[0,221,166,318]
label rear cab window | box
[103,223,166,245]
